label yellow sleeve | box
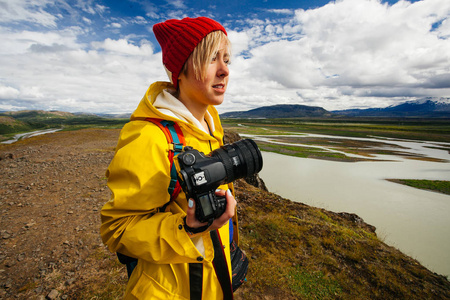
[100,121,212,264]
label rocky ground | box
[1,128,449,299]
[0,129,120,299]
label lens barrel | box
[211,138,263,182]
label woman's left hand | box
[184,189,236,237]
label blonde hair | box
[180,30,231,82]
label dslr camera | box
[175,139,263,223]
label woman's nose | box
[217,61,229,78]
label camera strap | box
[211,229,234,300]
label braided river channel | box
[253,133,450,278]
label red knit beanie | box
[153,17,227,89]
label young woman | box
[100,17,241,299]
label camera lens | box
[211,139,263,182]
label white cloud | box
[219,0,450,112]
[82,17,92,24]
[0,27,83,55]
[133,16,148,25]
[167,0,186,10]
[0,0,58,27]
[0,86,20,99]
[227,30,250,56]
[74,0,107,15]
[0,26,165,113]
[267,9,294,15]
[91,38,153,56]
[1,0,449,114]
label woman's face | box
[178,40,230,108]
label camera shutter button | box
[182,153,196,166]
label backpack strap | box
[146,118,185,204]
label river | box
[1,128,62,144]
[254,134,450,278]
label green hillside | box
[0,110,128,138]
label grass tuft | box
[387,179,450,195]
[288,268,343,299]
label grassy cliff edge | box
[233,178,449,299]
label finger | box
[215,188,226,196]
[185,199,196,225]
[225,189,235,201]
[225,190,236,211]
[186,198,195,215]
[213,191,236,227]
[185,199,208,228]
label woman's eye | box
[211,54,231,65]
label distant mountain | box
[0,110,127,135]
[221,104,332,118]
[333,98,450,118]
[2,110,75,119]
[221,98,450,119]
[95,113,131,119]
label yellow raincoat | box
[100,81,238,299]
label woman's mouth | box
[212,84,226,92]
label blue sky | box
[0,0,449,114]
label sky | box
[0,0,449,114]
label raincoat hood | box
[131,81,224,141]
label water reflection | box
[256,134,450,277]
[244,132,450,162]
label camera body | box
[175,139,263,223]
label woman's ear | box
[177,75,183,89]
[177,61,190,88]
